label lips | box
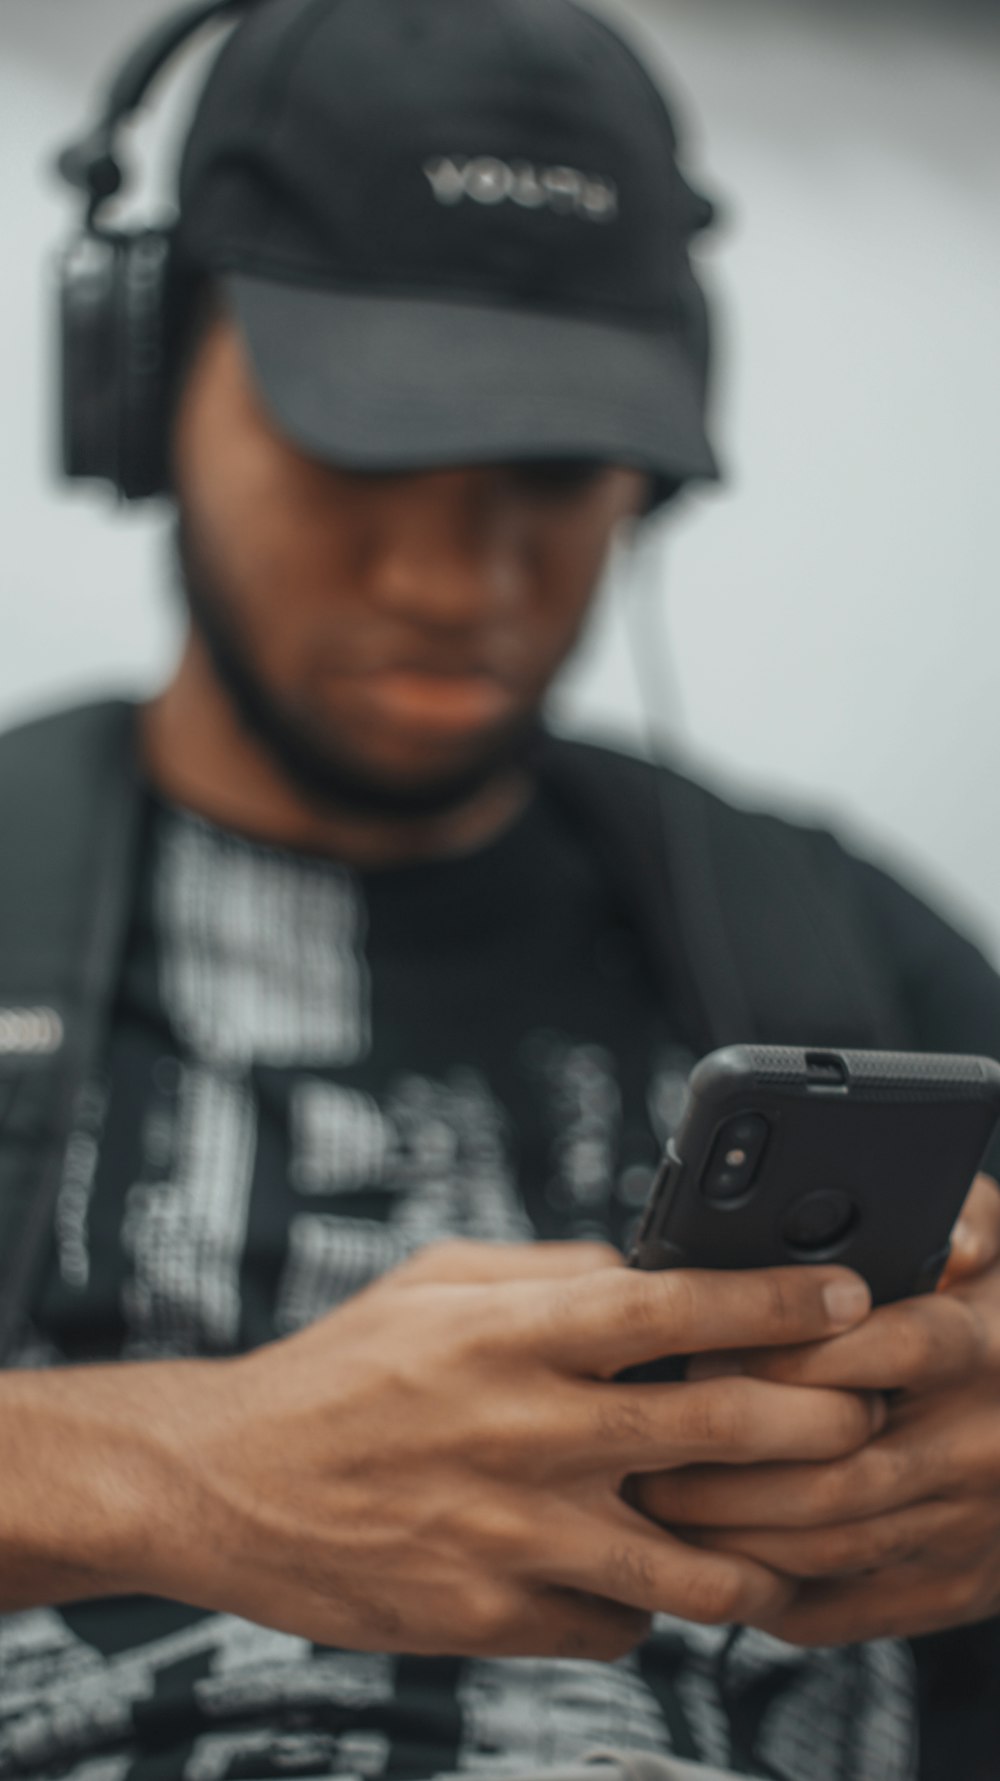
[362,669,518,734]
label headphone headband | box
[57,0,252,223]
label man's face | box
[171,312,649,817]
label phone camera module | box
[701,1114,770,1203]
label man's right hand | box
[0,1242,878,1661]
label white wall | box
[3,0,1000,959]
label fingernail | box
[823,1279,871,1327]
[950,1219,978,1258]
[868,1392,888,1434]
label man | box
[2,2,1000,1780]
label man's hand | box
[0,1241,879,1661]
[634,1175,1000,1646]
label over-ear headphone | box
[56,0,253,501]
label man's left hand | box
[634,1174,1000,1645]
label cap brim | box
[226,275,718,484]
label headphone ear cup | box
[115,229,176,501]
[58,230,121,488]
[58,226,174,500]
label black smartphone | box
[630,1045,1000,1306]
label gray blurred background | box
[3,0,999,953]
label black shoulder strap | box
[535,736,910,1054]
[0,700,143,1360]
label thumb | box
[939,1174,1000,1290]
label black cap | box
[177,0,719,484]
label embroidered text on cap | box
[423,157,619,221]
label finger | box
[940,1174,1000,1288]
[753,1555,998,1646]
[590,1377,883,1473]
[495,1589,652,1662]
[706,1287,991,1394]
[541,1497,794,1627]
[684,1497,968,1581]
[391,1238,623,1287]
[635,1424,930,1530]
[527,1265,871,1377]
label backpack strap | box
[535,736,910,1053]
[0,700,143,1360]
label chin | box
[285,719,540,821]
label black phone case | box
[630,1045,1000,1306]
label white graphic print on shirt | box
[0,1612,394,1781]
[121,1065,257,1355]
[157,813,371,1066]
[455,1655,672,1769]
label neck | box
[141,637,532,869]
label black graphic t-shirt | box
[1,792,915,1781]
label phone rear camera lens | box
[782,1190,856,1255]
[701,1114,770,1204]
[711,1170,744,1200]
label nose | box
[357,468,523,630]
